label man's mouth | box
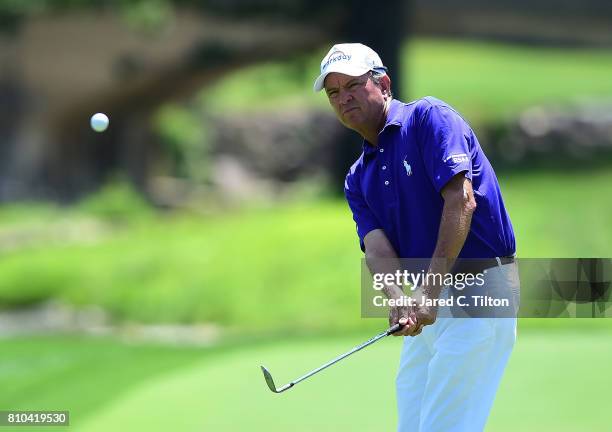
[342,107,359,115]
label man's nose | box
[338,88,353,105]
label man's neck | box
[361,99,391,147]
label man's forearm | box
[366,251,406,300]
[432,201,473,266]
[423,186,476,299]
[364,231,406,300]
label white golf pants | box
[396,262,520,432]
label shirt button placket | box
[380,148,389,186]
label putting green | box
[75,328,612,432]
[76,336,401,431]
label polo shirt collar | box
[383,98,403,129]
[362,98,403,156]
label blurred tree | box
[0,0,410,202]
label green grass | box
[1,169,611,331]
[0,200,365,331]
[1,323,610,431]
[199,38,612,126]
[488,326,612,431]
[406,39,612,125]
[500,169,612,257]
[0,167,610,432]
[0,336,207,431]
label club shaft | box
[289,326,397,387]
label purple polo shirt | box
[344,97,516,258]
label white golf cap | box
[313,43,386,92]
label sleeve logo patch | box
[445,153,469,164]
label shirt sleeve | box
[344,167,381,252]
[418,103,473,193]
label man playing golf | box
[314,43,520,431]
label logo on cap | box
[323,51,352,70]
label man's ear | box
[381,75,392,98]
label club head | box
[260,366,293,393]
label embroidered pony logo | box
[403,160,412,176]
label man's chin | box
[342,111,364,127]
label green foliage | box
[199,53,325,113]
[0,0,175,34]
[118,0,173,34]
[201,39,612,127]
[0,202,61,225]
[0,0,100,18]
[154,104,211,183]
[76,179,153,222]
[0,0,171,16]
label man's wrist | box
[382,284,405,300]
[419,284,442,301]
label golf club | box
[260,322,402,393]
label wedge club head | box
[260,366,293,393]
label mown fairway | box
[1,321,611,431]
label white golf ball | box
[90,113,109,132]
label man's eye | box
[349,82,360,88]
[328,91,338,97]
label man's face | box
[324,72,387,131]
